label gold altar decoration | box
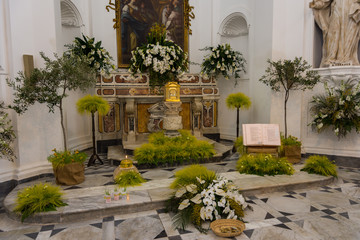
[120,155,133,168]
[165,82,180,102]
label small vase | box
[113,192,120,201]
[104,195,111,203]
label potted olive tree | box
[7,53,96,185]
[76,95,110,166]
[259,57,320,138]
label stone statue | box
[310,0,360,67]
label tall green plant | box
[259,57,320,138]
[14,183,67,222]
[7,52,96,150]
[76,95,110,166]
[226,93,251,138]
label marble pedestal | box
[163,101,183,137]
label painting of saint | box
[117,0,186,67]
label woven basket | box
[210,219,245,238]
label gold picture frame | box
[107,0,193,68]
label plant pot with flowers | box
[281,135,302,164]
[129,23,188,88]
[48,149,87,185]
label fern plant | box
[170,165,216,189]
[14,183,67,222]
[134,130,215,166]
[114,170,146,191]
[236,154,294,176]
[234,136,244,155]
[301,155,337,177]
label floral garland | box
[200,43,246,81]
[310,79,360,138]
[0,102,16,161]
[66,34,114,76]
[168,176,248,232]
[129,24,188,87]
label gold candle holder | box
[120,155,133,168]
[165,82,180,102]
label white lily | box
[178,199,190,210]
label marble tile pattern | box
[1,152,360,239]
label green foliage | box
[301,155,337,177]
[236,154,295,176]
[228,198,244,218]
[200,43,246,81]
[76,95,110,115]
[65,34,114,75]
[47,149,87,168]
[281,135,301,146]
[0,102,16,161]
[129,24,188,87]
[134,131,215,166]
[226,93,251,110]
[7,52,96,114]
[234,136,244,155]
[14,183,67,222]
[7,52,97,150]
[309,79,360,138]
[114,170,146,189]
[170,164,216,189]
[259,57,320,138]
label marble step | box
[4,166,334,224]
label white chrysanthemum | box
[317,123,323,129]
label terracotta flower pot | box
[53,162,85,185]
[284,145,301,164]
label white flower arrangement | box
[169,175,248,232]
[200,43,246,81]
[66,34,114,76]
[129,24,188,87]
[310,79,360,138]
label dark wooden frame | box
[113,0,189,68]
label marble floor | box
[1,152,360,240]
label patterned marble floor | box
[1,152,360,239]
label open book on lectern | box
[242,124,281,146]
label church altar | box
[95,72,220,146]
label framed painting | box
[111,0,190,68]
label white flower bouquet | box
[200,43,246,81]
[129,24,188,87]
[167,174,248,232]
[310,79,360,138]
[66,34,114,76]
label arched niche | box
[60,0,83,52]
[217,12,251,140]
[218,12,249,79]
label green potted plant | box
[14,182,67,222]
[226,93,251,138]
[76,95,110,166]
[309,79,360,138]
[104,189,111,203]
[114,170,146,200]
[301,155,337,177]
[129,24,188,87]
[47,148,87,185]
[281,135,302,164]
[259,57,320,138]
[0,101,16,161]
